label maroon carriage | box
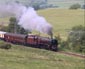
[4,33,26,44]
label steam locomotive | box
[0,31,58,51]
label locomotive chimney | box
[50,33,53,39]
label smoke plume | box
[0,2,53,36]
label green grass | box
[37,9,84,39]
[0,17,9,26]
[0,41,85,69]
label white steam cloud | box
[0,2,53,36]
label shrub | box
[67,25,85,52]
[0,43,12,49]
[60,41,69,50]
[69,3,81,9]
[82,4,85,9]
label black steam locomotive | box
[0,31,58,51]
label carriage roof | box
[0,31,7,34]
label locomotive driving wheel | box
[50,45,57,51]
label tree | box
[67,25,85,52]
[8,17,17,33]
[7,17,28,34]
[17,25,28,34]
[0,17,29,34]
[30,0,48,10]
[32,3,41,10]
[82,4,85,9]
[69,3,81,9]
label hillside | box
[0,0,84,8]
[0,9,84,38]
[47,0,84,8]
[37,9,84,38]
[0,41,85,69]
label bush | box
[67,25,85,52]
[69,3,81,9]
[82,4,85,9]
[0,43,12,49]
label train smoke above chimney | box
[0,2,53,36]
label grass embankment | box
[0,41,85,69]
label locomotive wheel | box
[50,45,57,51]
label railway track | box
[58,51,85,59]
